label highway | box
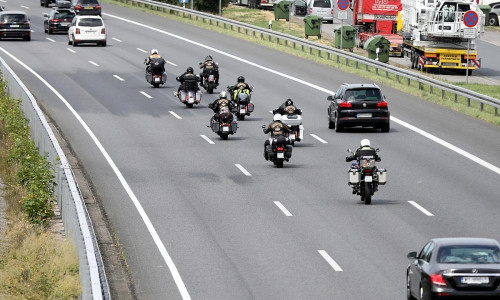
[1,0,500,299]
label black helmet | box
[237,76,245,83]
[205,55,212,61]
[285,98,293,106]
[186,67,194,73]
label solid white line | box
[137,47,148,53]
[104,12,500,177]
[66,48,76,53]
[274,201,293,216]
[46,38,55,42]
[140,91,152,99]
[200,135,215,144]
[235,164,252,176]
[408,201,434,217]
[318,250,343,271]
[113,75,125,81]
[88,61,99,67]
[169,111,182,119]
[0,47,192,300]
[112,37,122,42]
[310,134,327,144]
[166,60,177,66]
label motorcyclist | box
[144,48,165,74]
[346,139,381,163]
[199,55,219,86]
[273,98,302,115]
[227,76,251,101]
[209,91,234,125]
[176,67,200,94]
[263,114,291,160]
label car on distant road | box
[489,2,500,26]
[41,0,57,8]
[44,7,75,34]
[71,0,102,16]
[68,15,106,46]
[306,0,334,23]
[407,237,500,300]
[327,83,390,132]
[0,11,31,41]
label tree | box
[194,0,231,13]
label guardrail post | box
[260,33,263,40]
[407,78,410,86]
[328,52,330,60]
[430,86,433,94]
[245,28,248,35]
[441,90,445,99]
[310,47,313,55]
[375,68,379,76]
[301,45,304,52]
[268,35,271,42]
[337,55,340,63]
[356,61,358,69]
[396,74,399,83]
[495,107,498,116]
[454,94,458,103]
[285,40,288,47]
[419,82,422,90]
[318,50,321,58]
[467,98,470,107]
[238,27,240,33]
[277,37,280,45]
[480,103,484,111]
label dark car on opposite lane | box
[327,83,390,132]
[44,7,76,34]
[407,237,500,300]
[0,11,31,41]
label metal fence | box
[112,0,500,115]
[0,57,109,300]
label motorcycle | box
[263,128,293,168]
[144,59,166,88]
[210,107,238,140]
[232,90,254,121]
[175,78,201,108]
[200,68,218,94]
[346,149,387,205]
[279,112,304,146]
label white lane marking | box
[310,134,327,144]
[137,47,148,53]
[88,61,99,67]
[140,91,152,99]
[166,60,177,66]
[200,135,215,144]
[113,75,125,81]
[268,110,273,114]
[46,37,55,42]
[21,5,30,9]
[393,117,500,176]
[104,12,500,177]
[169,111,182,119]
[235,164,252,176]
[318,250,343,272]
[274,201,293,216]
[112,37,122,42]
[66,48,76,53]
[408,201,434,217]
[0,47,192,300]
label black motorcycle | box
[263,132,293,168]
[200,68,218,94]
[176,78,201,108]
[144,59,166,88]
[346,149,387,205]
[232,91,254,121]
[210,107,238,140]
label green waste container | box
[304,15,322,39]
[479,5,491,26]
[274,0,290,21]
[364,35,390,63]
[334,25,355,51]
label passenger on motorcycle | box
[145,49,165,74]
[346,139,381,162]
[273,98,302,115]
[227,76,252,101]
[176,67,200,94]
[209,91,235,117]
[263,114,291,160]
[199,55,219,86]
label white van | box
[306,0,334,23]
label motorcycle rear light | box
[76,28,80,34]
[377,101,388,108]
[363,169,371,173]
[430,274,447,287]
[277,147,284,151]
[339,102,352,108]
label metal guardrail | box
[0,58,109,300]
[113,0,499,115]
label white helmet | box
[273,114,282,122]
[219,91,228,99]
[151,49,158,55]
[360,139,371,147]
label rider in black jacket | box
[263,114,291,160]
[346,139,381,162]
[199,55,219,86]
[176,67,200,94]
[273,98,302,115]
[209,91,234,124]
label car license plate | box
[61,22,70,26]
[365,176,372,182]
[85,6,93,9]
[357,113,372,118]
[461,277,489,284]
[277,152,284,159]
[222,126,229,132]
[10,25,20,28]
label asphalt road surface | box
[2,1,500,299]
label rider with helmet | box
[176,67,200,94]
[273,98,302,115]
[209,91,234,124]
[263,114,291,160]
[346,139,381,162]
[145,48,165,74]
[199,55,219,86]
[227,76,252,101]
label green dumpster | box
[304,15,322,39]
[334,25,355,51]
[364,35,390,63]
[479,5,491,26]
[274,0,290,21]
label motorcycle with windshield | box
[346,149,387,205]
[274,107,304,146]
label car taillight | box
[339,102,352,108]
[377,101,388,108]
[331,9,334,14]
[76,28,80,34]
[430,274,447,287]
[50,19,60,23]
[309,8,312,13]
[101,28,105,34]
[96,5,101,9]
[75,5,82,10]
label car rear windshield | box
[313,0,331,7]
[345,88,382,101]
[437,246,500,264]
[55,11,75,18]
[78,0,99,4]
[0,14,28,23]
[78,18,103,26]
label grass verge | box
[0,79,81,299]
[105,0,498,125]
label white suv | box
[68,15,106,46]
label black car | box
[44,8,75,34]
[407,238,500,300]
[41,0,57,7]
[71,0,101,16]
[327,83,390,132]
[0,11,31,41]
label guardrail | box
[112,0,499,116]
[0,58,110,300]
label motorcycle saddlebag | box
[231,121,238,134]
[348,169,360,185]
[145,73,152,83]
[247,101,254,113]
[285,145,292,158]
[377,169,387,185]
[212,121,220,133]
